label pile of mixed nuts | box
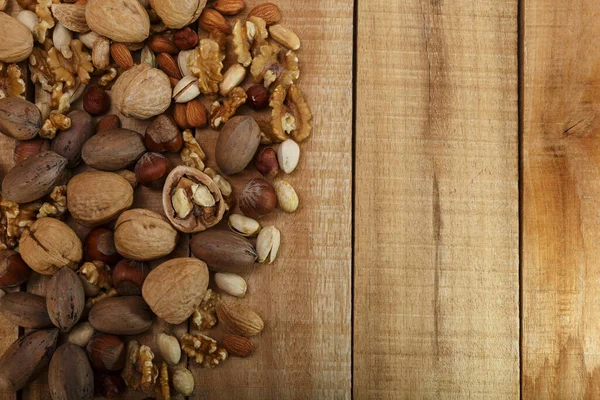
[0,0,310,397]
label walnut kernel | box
[181,333,228,368]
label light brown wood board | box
[353,0,520,398]
[521,0,600,398]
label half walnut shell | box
[162,166,226,233]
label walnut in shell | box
[85,0,150,43]
[0,12,34,63]
[142,257,209,324]
[162,166,226,233]
[149,0,206,29]
[112,64,171,119]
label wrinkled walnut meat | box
[0,63,26,99]
[248,16,269,56]
[122,340,158,393]
[40,111,71,139]
[29,48,55,92]
[180,130,206,171]
[163,166,226,233]
[181,333,228,368]
[0,198,41,250]
[250,43,299,89]
[78,260,116,307]
[190,38,224,95]
[232,19,253,68]
[37,185,67,218]
[34,0,55,43]
[204,168,234,210]
[47,41,93,88]
[192,289,221,330]
[155,362,170,400]
[210,87,247,129]
[269,84,312,142]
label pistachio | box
[277,139,300,174]
[172,367,194,396]
[173,75,200,103]
[215,272,247,298]
[228,214,261,237]
[273,179,299,213]
[256,225,280,264]
[140,46,156,67]
[156,333,181,365]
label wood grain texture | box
[353,0,519,398]
[522,0,600,398]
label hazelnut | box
[95,115,121,134]
[112,259,150,296]
[84,228,120,265]
[173,27,198,50]
[0,250,32,288]
[254,147,279,178]
[145,114,183,153]
[86,334,126,372]
[83,86,111,116]
[134,152,173,187]
[246,84,269,110]
[13,138,50,164]
[239,178,277,218]
[67,322,95,347]
[148,35,179,55]
[186,99,207,128]
[95,374,126,398]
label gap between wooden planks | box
[0,0,353,399]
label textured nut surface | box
[215,116,261,175]
[114,209,179,261]
[199,9,230,33]
[0,292,52,329]
[82,128,146,171]
[67,322,95,347]
[48,343,94,400]
[172,367,194,396]
[0,12,34,63]
[269,24,300,50]
[220,63,246,96]
[173,75,200,103]
[51,110,93,168]
[256,225,281,264]
[85,0,150,43]
[190,230,257,272]
[222,334,254,357]
[13,139,50,164]
[156,333,181,365]
[67,171,134,227]
[142,257,209,324]
[112,64,171,119]
[247,2,281,25]
[0,97,42,140]
[149,0,206,29]
[239,178,277,218]
[88,296,153,335]
[19,218,83,275]
[46,268,85,332]
[110,43,134,70]
[216,298,264,337]
[51,3,89,33]
[273,179,299,212]
[214,0,245,15]
[215,272,247,297]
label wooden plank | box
[521,0,600,398]
[353,0,519,398]
[189,0,353,398]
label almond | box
[247,2,281,25]
[185,99,207,128]
[215,298,264,337]
[156,53,182,79]
[110,43,134,70]
[148,35,179,54]
[198,9,230,34]
[173,103,191,129]
[214,0,245,15]
[169,76,180,87]
[222,334,253,357]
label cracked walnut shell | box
[250,43,299,89]
[269,84,312,142]
[0,63,26,99]
[181,333,228,368]
[190,38,224,95]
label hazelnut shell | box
[0,250,32,288]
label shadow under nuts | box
[46,268,85,332]
[2,151,68,203]
[48,344,94,400]
[88,296,153,335]
[142,257,209,324]
[0,329,59,392]
[82,128,146,171]
[19,217,83,275]
[0,292,52,329]
[114,209,179,261]
[50,110,94,168]
[190,230,257,272]
[67,171,134,227]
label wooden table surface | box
[2,0,599,398]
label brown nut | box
[13,139,50,164]
[82,128,146,171]
[67,322,95,348]
[199,9,230,34]
[48,344,94,400]
[46,268,85,332]
[95,374,126,398]
[114,209,179,261]
[239,178,277,218]
[157,53,182,79]
[51,110,94,167]
[110,43,134,70]
[88,296,153,335]
[247,2,281,24]
[0,329,59,392]
[19,217,83,275]
[186,99,207,128]
[2,151,68,203]
[254,147,279,178]
[162,166,226,233]
[145,115,183,153]
[0,292,52,329]
[190,230,257,272]
[86,334,126,371]
[215,298,264,337]
[222,334,254,357]
[67,171,134,227]
[142,257,209,324]
[246,84,269,110]
[112,259,150,296]
[0,97,42,140]
[215,116,261,175]
[95,115,121,134]
[214,0,245,15]
[148,35,179,55]
[84,227,120,264]
[173,27,198,50]
[83,86,111,116]
[0,250,31,288]
[134,152,173,187]
[173,103,191,129]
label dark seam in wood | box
[432,171,442,360]
[518,0,524,396]
[351,0,358,396]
